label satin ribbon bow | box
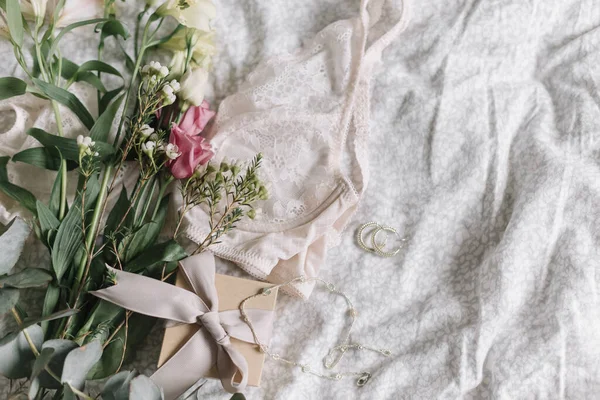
[92,252,275,399]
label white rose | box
[156,0,216,31]
[179,68,209,106]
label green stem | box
[35,28,68,219]
[113,21,152,148]
[71,164,113,303]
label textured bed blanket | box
[2,0,600,399]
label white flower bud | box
[168,79,181,93]
[141,141,156,156]
[179,68,209,106]
[140,124,154,137]
[165,143,181,160]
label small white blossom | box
[158,65,169,78]
[140,124,154,137]
[77,135,95,156]
[141,141,156,156]
[162,84,177,105]
[165,143,181,160]
[168,80,181,93]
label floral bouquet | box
[0,0,266,398]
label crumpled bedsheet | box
[2,0,600,399]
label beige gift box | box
[157,272,278,387]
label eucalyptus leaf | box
[101,370,136,400]
[129,375,164,400]
[0,324,43,379]
[0,268,52,289]
[0,77,27,100]
[61,340,102,390]
[5,0,23,47]
[229,394,246,400]
[126,240,187,273]
[0,287,19,315]
[62,383,76,400]
[28,377,41,399]
[0,218,30,274]
[31,347,55,379]
[38,339,78,389]
[32,78,95,130]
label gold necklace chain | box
[239,276,392,387]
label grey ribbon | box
[92,252,274,399]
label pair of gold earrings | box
[356,222,407,257]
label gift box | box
[157,272,279,387]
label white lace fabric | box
[184,0,410,298]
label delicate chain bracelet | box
[239,276,392,387]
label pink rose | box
[168,124,213,179]
[179,100,216,136]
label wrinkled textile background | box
[2,0,600,399]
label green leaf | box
[0,325,44,379]
[126,240,187,273]
[88,313,155,379]
[5,0,23,47]
[41,282,60,334]
[129,375,164,400]
[13,147,65,170]
[49,161,65,216]
[99,87,124,115]
[23,308,78,329]
[0,218,31,275]
[230,394,246,400]
[77,300,123,345]
[0,268,52,289]
[31,347,55,379]
[0,287,19,315]
[101,370,136,400]
[0,77,27,100]
[0,181,37,215]
[32,79,95,130]
[121,194,169,263]
[62,383,76,400]
[48,18,109,58]
[62,340,103,390]
[104,186,130,235]
[90,94,124,143]
[0,156,8,181]
[28,127,115,162]
[61,58,107,93]
[36,200,60,239]
[51,201,82,280]
[38,339,78,389]
[100,19,130,41]
[78,60,123,78]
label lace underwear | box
[184,0,411,298]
